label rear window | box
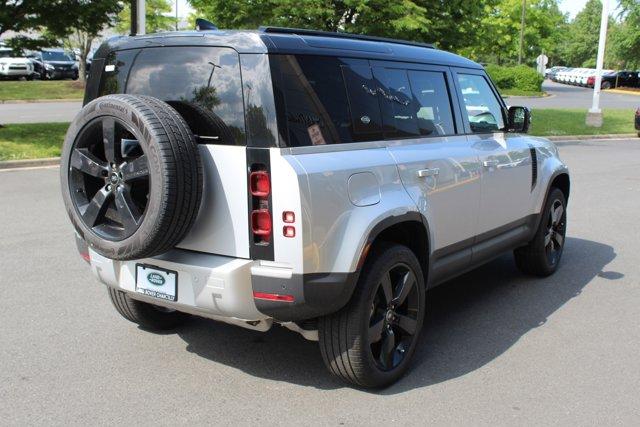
[101,46,246,145]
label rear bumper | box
[89,248,267,322]
[87,246,358,324]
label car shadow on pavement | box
[175,237,617,393]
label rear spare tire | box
[60,94,203,260]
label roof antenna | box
[195,18,218,31]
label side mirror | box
[507,106,531,133]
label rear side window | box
[125,47,245,145]
[407,70,456,136]
[272,55,382,146]
[373,68,420,138]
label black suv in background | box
[27,49,78,80]
[593,70,640,89]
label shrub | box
[485,64,544,92]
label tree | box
[116,0,177,34]
[0,0,43,37]
[459,0,566,66]
[187,0,494,51]
[47,1,122,81]
[559,0,609,67]
[608,0,640,69]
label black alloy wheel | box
[319,243,425,388]
[69,116,149,241]
[368,263,420,371]
[544,198,566,267]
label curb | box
[503,93,553,100]
[545,133,637,141]
[605,89,640,97]
[0,157,60,170]
[0,99,82,104]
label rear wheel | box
[108,288,188,330]
[601,81,612,89]
[319,243,425,388]
[514,188,567,276]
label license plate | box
[135,264,178,302]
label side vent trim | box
[529,146,538,191]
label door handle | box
[483,159,499,168]
[417,168,439,178]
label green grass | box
[0,123,69,161]
[0,80,84,101]
[530,108,636,137]
[500,88,545,97]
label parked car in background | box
[547,66,567,81]
[0,47,34,80]
[603,70,640,89]
[586,70,615,88]
[27,49,78,80]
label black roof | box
[95,27,482,69]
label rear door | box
[121,46,251,258]
[452,69,533,237]
[374,62,482,267]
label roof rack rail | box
[259,26,434,50]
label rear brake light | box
[250,171,270,197]
[253,291,295,302]
[251,209,272,238]
[80,251,90,263]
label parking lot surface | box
[517,80,640,109]
[0,101,81,123]
[0,139,639,425]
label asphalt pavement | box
[1,139,639,425]
[514,80,640,109]
[0,101,81,123]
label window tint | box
[457,74,504,133]
[274,55,382,146]
[126,47,245,145]
[99,49,138,97]
[407,70,455,136]
[373,68,419,138]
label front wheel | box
[601,81,612,90]
[514,188,567,276]
[318,243,425,388]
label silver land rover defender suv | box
[61,27,570,388]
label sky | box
[170,0,592,21]
[560,0,589,18]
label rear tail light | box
[251,209,272,238]
[283,211,295,223]
[283,225,296,238]
[250,171,270,197]
[249,164,272,245]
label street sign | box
[536,54,549,75]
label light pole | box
[586,0,610,127]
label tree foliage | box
[46,1,122,80]
[116,0,177,34]
[187,0,494,51]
